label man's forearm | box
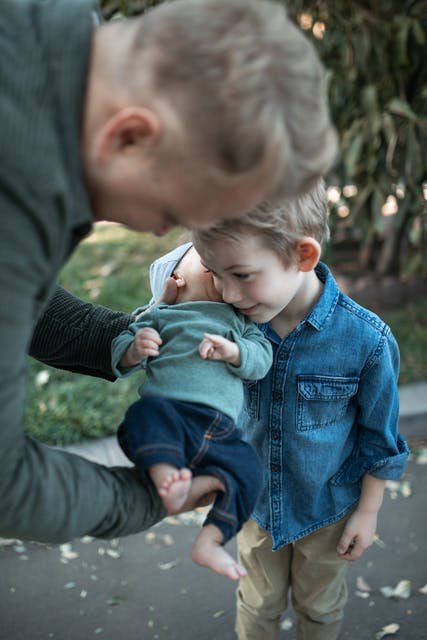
[29,286,132,380]
[0,436,166,542]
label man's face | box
[89,155,265,236]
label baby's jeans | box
[117,396,263,545]
[235,516,351,640]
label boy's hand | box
[199,333,240,367]
[120,327,162,367]
[336,508,378,561]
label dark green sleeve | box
[0,222,165,543]
[29,285,133,380]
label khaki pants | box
[235,517,351,640]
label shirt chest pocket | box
[297,375,359,431]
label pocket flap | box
[298,376,359,401]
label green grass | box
[24,223,427,445]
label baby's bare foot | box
[191,532,247,581]
[158,468,192,514]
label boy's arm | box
[334,327,409,561]
[336,475,385,561]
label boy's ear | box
[296,237,321,272]
[94,106,162,160]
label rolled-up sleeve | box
[333,327,409,485]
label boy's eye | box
[234,273,252,280]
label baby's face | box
[173,247,223,304]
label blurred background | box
[24,0,427,445]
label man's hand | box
[178,475,225,512]
[120,327,162,367]
[199,333,240,367]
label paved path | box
[0,383,426,640]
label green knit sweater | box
[112,302,273,422]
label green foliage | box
[281,1,427,276]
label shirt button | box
[271,464,281,473]
[273,391,283,401]
[271,431,281,441]
[278,352,287,360]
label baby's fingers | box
[199,337,215,359]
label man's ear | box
[94,106,162,160]
[296,237,321,272]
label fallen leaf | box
[158,559,180,570]
[380,580,411,599]
[0,538,19,547]
[415,448,427,465]
[375,623,400,639]
[373,534,386,548]
[60,543,79,560]
[213,610,224,619]
[35,370,50,387]
[355,591,370,599]
[280,618,293,631]
[418,584,427,594]
[356,576,373,592]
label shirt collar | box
[304,262,340,331]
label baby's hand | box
[120,327,162,367]
[132,327,162,358]
[199,333,240,367]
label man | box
[0,0,337,543]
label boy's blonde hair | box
[120,0,337,199]
[192,180,329,265]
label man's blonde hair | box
[123,0,337,199]
[192,180,329,265]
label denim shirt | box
[239,262,409,550]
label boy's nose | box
[222,284,242,305]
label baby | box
[112,244,272,580]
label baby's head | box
[192,180,329,269]
[149,243,222,305]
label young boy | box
[190,180,409,639]
[111,244,272,581]
[193,182,408,640]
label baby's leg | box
[149,464,192,514]
[191,524,247,581]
